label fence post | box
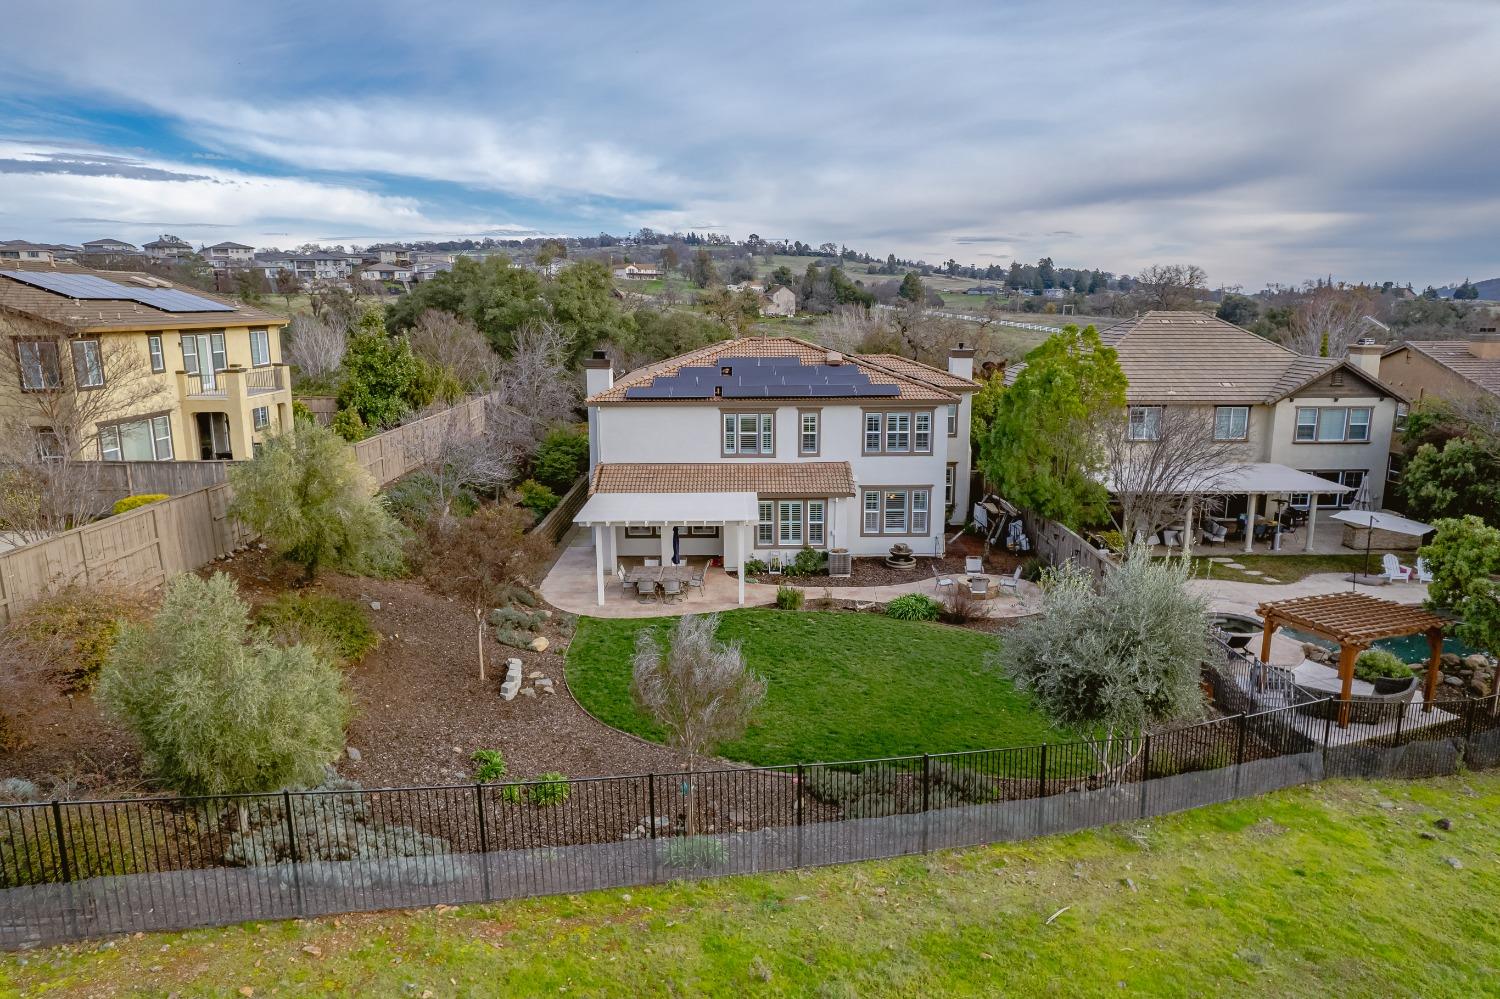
[1322,701,1334,769]
[1138,735,1152,819]
[920,754,931,854]
[647,775,658,884]
[283,790,303,915]
[1394,700,1406,744]
[794,764,805,870]
[1464,698,1478,759]
[50,800,72,884]
[1233,714,1248,798]
[474,784,492,901]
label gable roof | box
[1007,311,1397,404]
[0,260,285,332]
[206,241,253,251]
[853,352,977,392]
[590,335,961,404]
[1387,340,1500,398]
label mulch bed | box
[747,534,1027,589]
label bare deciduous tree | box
[1104,406,1240,546]
[0,331,173,543]
[1130,264,1208,311]
[631,613,766,834]
[486,320,582,464]
[1283,284,1382,357]
[283,312,348,383]
[423,403,517,517]
[813,305,890,354]
[407,309,496,389]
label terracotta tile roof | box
[591,461,856,497]
[1006,311,1396,404]
[852,353,978,391]
[590,335,957,404]
[1390,341,1500,398]
[0,260,285,332]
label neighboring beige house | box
[0,241,59,264]
[1378,334,1500,408]
[81,237,139,256]
[0,261,292,462]
[612,263,663,280]
[763,285,797,317]
[202,241,255,269]
[362,262,413,284]
[142,235,195,261]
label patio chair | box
[997,565,1022,593]
[1201,522,1228,545]
[661,579,683,603]
[1415,557,1434,584]
[964,555,983,575]
[969,575,990,598]
[644,558,660,568]
[636,582,660,604]
[932,563,955,594]
[687,565,706,597]
[1382,553,1413,583]
[617,565,637,597]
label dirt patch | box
[748,535,1028,589]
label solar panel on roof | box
[0,270,237,313]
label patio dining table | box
[624,564,695,586]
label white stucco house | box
[612,263,663,280]
[575,335,978,604]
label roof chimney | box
[948,342,975,380]
[583,349,614,397]
[1470,333,1500,361]
[1346,339,1383,379]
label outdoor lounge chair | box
[933,564,955,594]
[1294,675,1418,725]
[997,565,1022,593]
[1415,557,1434,584]
[1382,554,1414,583]
[964,555,984,575]
[1201,522,1228,545]
[969,575,990,598]
[687,566,706,597]
[661,579,682,603]
[617,566,637,596]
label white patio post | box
[737,523,746,605]
[1183,496,1195,559]
[1244,493,1257,554]
[1305,503,1318,551]
[659,524,674,565]
[593,523,606,606]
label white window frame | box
[99,415,173,462]
[863,490,880,533]
[249,328,270,367]
[807,500,826,546]
[799,411,819,455]
[1214,406,1249,441]
[883,490,908,533]
[913,412,932,453]
[863,488,933,535]
[945,465,955,508]
[912,490,929,535]
[16,340,62,391]
[946,403,959,436]
[624,525,660,538]
[757,501,775,546]
[1127,406,1162,441]
[778,500,804,545]
[885,412,911,453]
[71,339,104,389]
[147,334,165,372]
[864,412,883,452]
[252,405,270,430]
[1295,406,1373,443]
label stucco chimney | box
[1346,338,1383,379]
[1470,333,1500,361]
[583,349,614,396]
[948,342,976,381]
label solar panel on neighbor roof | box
[0,270,236,313]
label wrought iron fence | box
[5,693,1500,949]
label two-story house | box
[1089,311,1405,531]
[201,241,255,270]
[574,335,977,604]
[142,235,195,261]
[80,237,140,257]
[0,262,292,463]
[0,241,61,264]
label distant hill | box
[1438,277,1500,300]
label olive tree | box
[632,614,766,833]
[97,573,350,797]
[992,542,1209,779]
[227,419,404,581]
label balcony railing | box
[181,364,286,399]
[183,371,225,398]
[245,365,284,394]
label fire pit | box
[884,543,916,570]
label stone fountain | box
[884,542,916,570]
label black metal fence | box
[5,687,1500,949]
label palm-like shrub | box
[886,594,941,621]
[228,418,404,581]
[97,573,351,797]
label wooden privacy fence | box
[531,476,589,543]
[1020,508,1117,580]
[0,396,495,626]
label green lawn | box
[9,774,1500,996]
[566,610,1072,765]
[1187,551,1404,585]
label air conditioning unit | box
[827,548,852,578]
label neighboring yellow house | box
[0,261,292,462]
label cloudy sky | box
[1,1,1495,288]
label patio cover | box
[575,491,760,526]
[1110,462,1353,497]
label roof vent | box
[826,351,844,365]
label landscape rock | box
[1464,654,1492,672]
[345,747,362,762]
[529,636,550,653]
[369,601,381,611]
[1444,676,1464,687]
[1445,856,1463,869]
[1435,817,1453,831]
[1467,675,1491,698]
[1441,653,1462,671]
[519,687,537,698]
[1420,831,1438,840]
[528,671,544,679]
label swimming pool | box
[1280,625,1480,665]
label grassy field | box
[566,610,1072,765]
[1187,551,1403,585]
[7,774,1499,996]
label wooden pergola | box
[1256,592,1448,728]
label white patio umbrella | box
[1330,509,1434,588]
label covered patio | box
[1256,592,1448,728]
[1142,462,1353,557]
[573,490,759,607]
